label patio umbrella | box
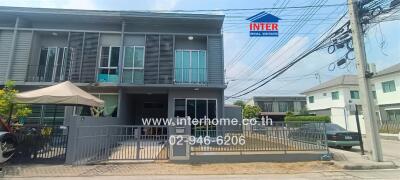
[11,81,104,125]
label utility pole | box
[348,0,383,162]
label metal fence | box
[191,122,328,153]
[10,125,69,164]
[380,121,400,134]
[73,125,169,165]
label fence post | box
[65,115,79,165]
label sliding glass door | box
[174,98,217,137]
[37,47,67,82]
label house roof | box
[302,75,358,94]
[374,63,400,78]
[246,11,281,22]
[0,6,225,28]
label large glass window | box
[387,110,400,121]
[350,90,360,99]
[331,91,339,100]
[98,46,120,83]
[264,102,273,112]
[122,46,145,84]
[37,47,67,82]
[75,94,119,117]
[278,102,289,112]
[382,80,396,93]
[174,50,207,84]
[174,99,217,137]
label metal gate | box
[191,122,328,153]
[73,125,169,165]
[10,125,69,164]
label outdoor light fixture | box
[51,32,58,36]
[188,36,194,40]
[194,88,199,91]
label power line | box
[226,11,349,99]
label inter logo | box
[247,11,281,37]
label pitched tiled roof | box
[302,75,358,94]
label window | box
[174,99,217,137]
[308,96,314,103]
[98,46,120,83]
[264,102,273,112]
[36,47,67,82]
[350,90,360,99]
[75,94,119,117]
[122,46,145,84]
[331,91,339,100]
[175,50,207,84]
[372,91,377,99]
[382,80,396,93]
[278,102,288,112]
[387,110,400,121]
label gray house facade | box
[0,7,225,127]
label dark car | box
[288,123,360,150]
[0,120,17,171]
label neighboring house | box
[0,7,225,133]
[302,75,369,133]
[246,96,307,122]
[371,63,400,123]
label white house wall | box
[372,72,400,106]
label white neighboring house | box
[371,63,400,123]
[302,75,370,134]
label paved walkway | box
[2,161,338,178]
[4,169,400,179]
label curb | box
[334,161,398,170]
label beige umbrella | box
[15,81,104,107]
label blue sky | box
[1,0,399,102]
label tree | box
[243,105,261,119]
[0,81,32,124]
[233,100,246,109]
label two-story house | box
[371,63,400,123]
[302,75,368,133]
[0,7,225,131]
[246,96,307,122]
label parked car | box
[0,120,17,170]
[288,123,360,150]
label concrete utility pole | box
[348,0,383,162]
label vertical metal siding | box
[159,35,173,84]
[207,35,224,85]
[81,32,99,83]
[0,30,13,82]
[144,35,160,84]
[10,31,33,81]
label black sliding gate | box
[9,125,69,164]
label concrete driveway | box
[349,139,400,166]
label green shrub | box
[284,115,331,123]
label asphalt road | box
[4,169,400,180]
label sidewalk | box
[2,161,338,178]
[330,148,397,170]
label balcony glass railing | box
[174,68,207,84]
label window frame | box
[98,46,121,82]
[308,96,314,103]
[382,80,396,93]
[122,46,145,83]
[174,49,207,84]
[331,91,339,100]
[350,90,360,99]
